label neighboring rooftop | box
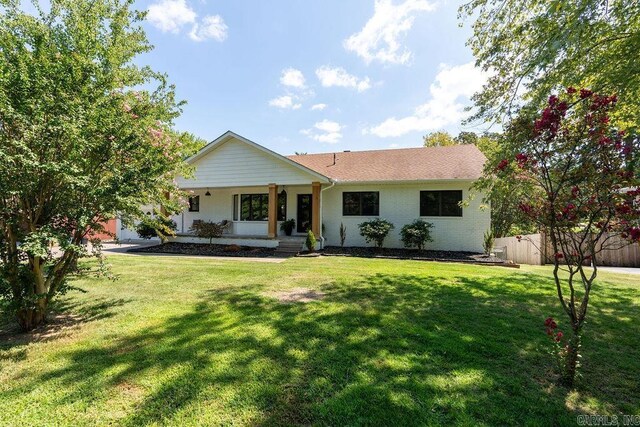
[288,144,486,182]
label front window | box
[342,192,379,216]
[420,190,462,217]
[240,194,269,221]
[188,195,200,212]
[278,191,287,221]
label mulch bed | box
[320,246,517,266]
[128,242,277,258]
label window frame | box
[232,194,239,221]
[240,193,269,221]
[342,191,380,216]
[188,195,200,212]
[419,190,463,217]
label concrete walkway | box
[598,266,640,276]
[99,241,288,263]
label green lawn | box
[0,255,638,426]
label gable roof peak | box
[186,130,330,183]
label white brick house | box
[118,131,490,252]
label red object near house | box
[91,218,117,241]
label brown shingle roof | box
[287,145,486,182]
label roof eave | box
[330,178,480,185]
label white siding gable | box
[177,137,323,188]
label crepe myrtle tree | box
[0,0,199,331]
[495,88,639,386]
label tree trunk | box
[15,299,48,332]
[562,328,581,387]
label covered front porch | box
[169,131,331,248]
[169,183,323,246]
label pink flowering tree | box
[495,88,639,386]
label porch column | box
[311,182,321,237]
[268,183,278,238]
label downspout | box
[319,180,336,249]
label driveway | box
[598,266,640,275]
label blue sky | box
[139,0,487,154]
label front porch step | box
[275,238,304,254]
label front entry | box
[297,194,312,233]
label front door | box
[297,194,312,233]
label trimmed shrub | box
[358,218,394,249]
[136,215,177,242]
[400,220,434,250]
[305,229,317,252]
[190,221,224,244]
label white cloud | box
[365,62,488,137]
[302,120,343,144]
[280,68,306,88]
[315,66,371,92]
[147,0,196,33]
[189,15,228,42]
[147,0,227,42]
[310,103,327,111]
[268,95,301,110]
[344,0,435,65]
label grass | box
[0,255,638,426]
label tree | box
[423,131,456,147]
[460,0,640,132]
[424,131,483,147]
[472,133,537,237]
[0,0,197,331]
[494,89,639,386]
[454,131,479,145]
[136,214,178,242]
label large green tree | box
[0,0,197,330]
[423,131,456,147]
[460,0,640,131]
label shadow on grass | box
[0,296,130,349]
[7,272,639,425]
